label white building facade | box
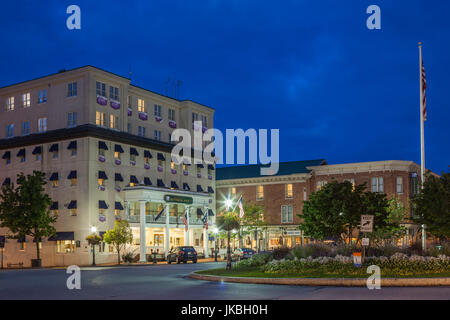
[0,66,216,267]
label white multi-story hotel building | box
[0,66,216,267]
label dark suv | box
[167,246,198,264]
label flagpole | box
[418,42,426,252]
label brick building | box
[216,159,426,251]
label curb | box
[189,272,450,287]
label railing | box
[126,215,205,225]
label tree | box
[412,173,450,240]
[0,171,56,266]
[239,204,267,251]
[299,181,360,243]
[86,234,102,266]
[216,211,240,270]
[103,220,133,264]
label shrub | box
[272,247,291,260]
[366,244,403,257]
[234,253,272,269]
[122,252,135,263]
[334,243,358,256]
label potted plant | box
[122,251,135,265]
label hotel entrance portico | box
[124,185,215,262]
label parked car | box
[232,248,256,260]
[167,246,198,264]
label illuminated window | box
[138,98,145,112]
[6,96,14,111]
[19,241,26,251]
[57,240,75,253]
[110,115,119,129]
[70,208,77,216]
[171,161,176,170]
[285,184,293,198]
[316,181,327,191]
[231,187,236,196]
[256,185,264,200]
[96,111,105,127]
[22,93,31,107]
[98,178,105,186]
[52,180,58,188]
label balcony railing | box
[126,215,205,225]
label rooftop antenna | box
[172,79,176,98]
[176,80,182,99]
[165,77,171,96]
[129,64,132,82]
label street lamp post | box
[90,226,97,267]
[213,227,219,262]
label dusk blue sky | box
[0,1,448,173]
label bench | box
[7,262,24,269]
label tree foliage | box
[412,173,450,239]
[299,180,404,244]
[103,219,133,264]
[0,171,56,261]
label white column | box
[185,206,190,246]
[165,204,170,259]
[139,200,147,263]
[204,207,209,258]
[124,201,130,220]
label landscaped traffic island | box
[191,245,450,286]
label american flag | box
[155,207,164,221]
[202,211,208,230]
[238,196,244,218]
[421,58,427,121]
[182,211,188,231]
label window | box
[38,118,47,132]
[192,112,199,124]
[96,111,105,127]
[138,98,145,112]
[19,241,26,251]
[22,93,31,107]
[6,124,14,138]
[154,104,162,117]
[201,115,208,127]
[57,240,75,253]
[231,187,236,196]
[127,95,132,108]
[110,86,119,100]
[71,208,77,216]
[96,81,106,96]
[110,115,119,130]
[52,179,59,188]
[38,90,47,103]
[168,108,175,121]
[396,177,403,194]
[67,112,77,127]
[256,185,264,200]
[371,177,384,193]
[127,123,132,134]
[316,181,327,191]
[138,126,146,137]
[21,121,30,135]
[285,184,293,198]
[281,205,293,223]
[67,82,77,97]
[6,96,14,111]
[154,130,161,141]
[344,178,355,190]
[303,187,307,200]
[171,161,176,170]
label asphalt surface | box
[0,262,449,300]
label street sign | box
[362,238,370,246]
[283,230,301,236]
[360,215,374,233]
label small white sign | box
[362,238,370,246]
[360,215,374,233]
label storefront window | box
[56,240,75,253]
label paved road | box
[0,262,449,299]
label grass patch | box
[196,267,450,279]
